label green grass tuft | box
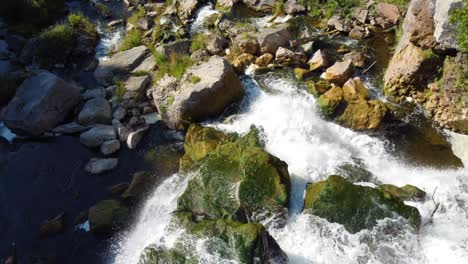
[119,30,143,51]
[191,34,207,52]
[153,53,193,82]
[450,0,468,52]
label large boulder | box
[139,216,288,264]
[177,126,290,225]
[80,125,116,147]
[375,3,400,25]
[153,56,244,130]
[275,47,307,67]
[94,46,149,84]
[304,175,421,233]
[256,24,292,54]
[156,39,191,57]
[2,72,80,136]
[338,99,388,130]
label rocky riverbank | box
[0,0,467,263]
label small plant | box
[167,95,175,105]
[114,80,127,100]
[274,1,285,16]
[119,30,143,51]
[191,76,201,84]
[153,52,193,81]
[132,70,150,77]
[450,0,467,52]
[37,23,74,67]
[191,34,207,52]
[128,5,146,25]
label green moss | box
[177,126,290,222]
[190,75,201,84]
[378,184,426,201]
[274,1,285,16]
[191,34,206,52]
[317,86,343,117]
[302,0,365,19]
[139,246,196,264]
[307,80,332,97]
[304,175,421,233]
[450,0,468,52]
[119,30,143,52]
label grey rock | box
[256,24,292,54]
[206,35,229,55]
[2,72,80,136]
[142,112,161,125]
[101,139,121,155]
[284,0,306,14]
[85,158,118,174]
[83,88,106,100]
[131,55,157,73]
[127,126,149,149]
[156,39,191,57]
[94,46,149,84]
[52,122,89,134]
[80,125,116,148]
[275,47,307,66]
[113,107,127,121]
[78,98,112,125]
[153,56,244,130]
[125,75,151,93]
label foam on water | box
[95,23,124,61]
[190,3,219,34]
[112,74,468,263]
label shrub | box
[119,30,143,51]
[1,0,65,35]
[302,0,364,19]
[114,80,127,100]
[450,0,468,52]
[153,53,193,81]
[191,34,206,52]
[37,23,74,66]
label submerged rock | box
[153,56,244,130]
[85,158,118,174]
[317,85,343,117]
[177,126,290,224]
[80,125,116,148]
[379,184,426,201]
[304,175,421,233]
[39,213,65,238]
[2,72,80,136]
[338,99,387,130]
[88,199,128,234]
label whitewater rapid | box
[112,73,468,264]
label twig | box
[362,60,377,74]
[423,187,440,227]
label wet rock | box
[85,158,118,174]
[256,53,274,67]
[52,122,89,134]
[284,0,305,14]
[101,139,120,155]
[342,77,370,102]
[324,60,354,86]
[275,47,307,67]
[349,27,365,39]
[122,171,154,201]
[116,123,131,142]
[178,126,290,225]
[304,175,421,233]
[206,35,228,55]
[80,125,116,148]
[108,182,129,195]
[142,112,162,125]
[307,80,331,97]
[39,213,65,238]
[317,86,343,116]
[153,56,244,130]
[78,98,112,125]
[338,99,387,130]
[375,3,400,25]
[232,53,256,72]
[294,68,311,80]
[256,24,292,54]
[107,19,124,28]
[113,107,127,121]
[127,126,149,149]
[94,46,149,84]
[125,75,151,94]
[2,72,80,136]
[379,184,426,201]
[88,199,128,234]
[308,49,329,71]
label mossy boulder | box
[337,99,388,130]
[342,77,370,102]
[379,184,426,201]
[317,85,343,117]
[304,175,421,233]
[139,215,288,264]
[307,79,331,97]
[177,127,290,224]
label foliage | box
[190,75,201,84]
[153,52,193,81]
[274,1,285,16]
[128,5,146,25]
[113,80,127,100]
[191,34,206,52]
[450,0,468,52]
[119,30,143,51]
[302,0,364,19]
[1,0,66,35]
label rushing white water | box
[112,72,468,264]
[95,23,124,61]
[190,3,219,34]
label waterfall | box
[112,72,468,263]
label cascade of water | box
[190,3,219,34]
[112,72,468,263]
